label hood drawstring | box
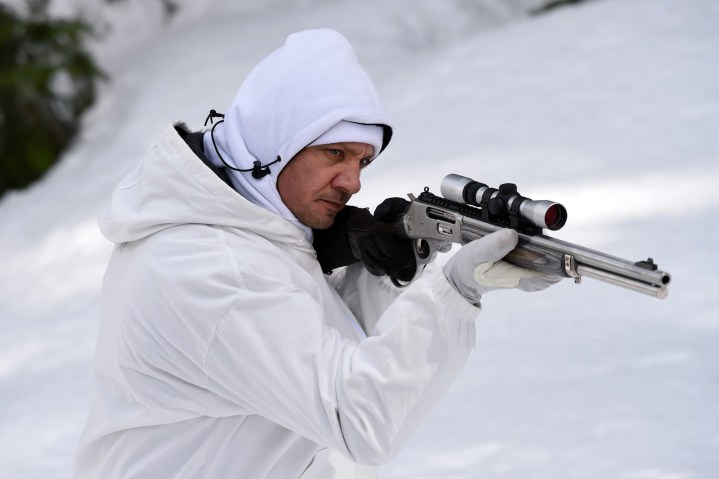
[204,109,281,179]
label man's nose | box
[333,162,362,195]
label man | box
[75,29,558,478]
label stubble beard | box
[302,192,351,230]
[296,206,338,230]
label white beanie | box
[309,121,384,158]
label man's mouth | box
[320,199,345,212]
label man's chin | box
[314,217,337,230]
[303,212,338,230]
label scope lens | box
[544,204,565,230]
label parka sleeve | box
[325,262,409,336]
[204,266,479,466]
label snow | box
[1,0,717,477]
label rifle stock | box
[402,189,671,299]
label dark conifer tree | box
[0,0,104,197]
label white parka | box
[75,29,480,479]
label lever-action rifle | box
[401,174,671,299]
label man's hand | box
[313,198,416,283]
[444,229,562,305]
[358,198,415,282]
[313,206,373,273]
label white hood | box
[98,122,311,253]
[202,29,392,237]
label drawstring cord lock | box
[203,109,281,179]
[204,109,225,126]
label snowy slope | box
[1,0,718,477]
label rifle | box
[401,174,671,299]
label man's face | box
[277,142,375,229]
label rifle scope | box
[440,174,568,231]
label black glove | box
[313,206,378,273]
[373,197,411,223]
[357,198,416,283]
[312,198,417,283]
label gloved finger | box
[517,274,563,292]
[344,206,382,235]
[459,229,519,266]
[395,264,416,283]
[361,235,392,261]
[474,261,545,289]
[360,233,416,280]
[373,197,410,223]
[363,237,415,268]
[314,205,376,272]
[374,235,397,259]
[363,263,385,277]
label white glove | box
[444,229,562,305]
